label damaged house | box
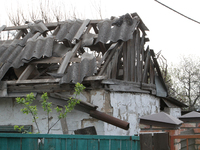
[0,13,186,135]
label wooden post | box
[123,42,128,81]
[142,48,150,83]
[135,29,140,82]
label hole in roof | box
[106,40,110,44]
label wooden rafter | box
[57,40,82,74]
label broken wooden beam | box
[57,41,82,74]
[17,65,36,81]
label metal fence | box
[0,133,140,150]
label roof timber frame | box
[0,13,165,97]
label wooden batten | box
[150,50,163,78]
[135,29,141,82]
[74,19,90,41]
[123,42,128,81]
[109,42,124,79]
[17,64,36,81]
[14,30,25,39]
[139,33,145,80]
[91,23,99,34]
[57,40,82,74]
[131,32,136,82]
[126,40,131,81]
[98,42,122,76]
[142,48,150,83]
[150,59,155,84]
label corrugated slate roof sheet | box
[0,13,145,82]
[12,36,54,68]
[55,20,83,42]
[95,15,140,44]
[60,53,97,84]
[0,32,34,80]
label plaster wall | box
[164,107,181,117]
[104,92,160,135]
[0,97,63,134]
[0,90,106,134]
[0,90,161,135]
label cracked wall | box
[0,89,180,135]
[104,92,160,135]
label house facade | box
[0,13,186,135]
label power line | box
[155,0,200,25]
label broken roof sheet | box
[60,53,97,84]
[12,36,54,68]
[95,14,140,44]
[140,112,183,128]
[56,19,90,42]
[0,13,145,82]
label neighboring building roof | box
[179,111,200,122]
[140,112,183,128]
[161,97,188,108]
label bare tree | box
[8,8,25,26]
[6,0,106,27]
[156,51,175,98]
[90,0,103,19]
[170,55,200,110]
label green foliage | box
[15,82,85,134]
[55,83,85,120]
[41,92,52,113]
[14,125,24,132]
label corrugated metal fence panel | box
[0,134,140,150]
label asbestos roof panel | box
[0,21,49,79]
[52,43,71,57]
[95,14,140,44]
[0,13,148,83]
[140,112,183,126]
[0,44,24,80]
[55,20,83,42]
[60,53,97,84]
[28,20,48,34]
[131,13,149,31]
[12,36,54,68]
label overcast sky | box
[1,0,200,66]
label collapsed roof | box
[0,13,151,92]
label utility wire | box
[155,0,200,25]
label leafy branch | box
[15,82,85,134]
[16,93,40,133]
